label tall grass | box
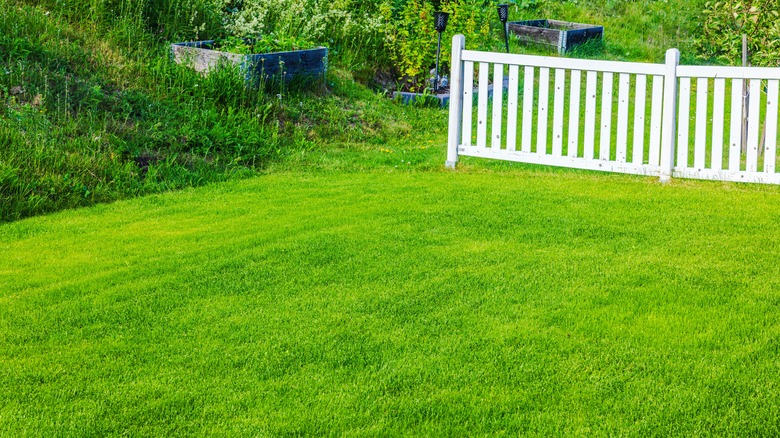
[0,0,435,221]
[0,0,716,222]
[0,3,285,221]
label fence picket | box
[522,66,534,153]
[568,70,582,158]
[616,73,630,162]
[491,64,504,149]
[632,74,647,164]
[477,62,489,148]
[461,61,474,147]
[649,75,663,166]
[537,67,550,154]
[711,78,725,171]
[600,72,614,160]
[729,78,743,171]
[553,69,566,156]
[694,77,708,170]
[584,71,598,160]
[766,80,779,174]
[677,77,691,168]
[746,79,761,172]
[506,65,519,151]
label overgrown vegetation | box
[2,0,774,222]
[0,1,418,221]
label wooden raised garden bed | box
[170,40,327,85]
[508,20,603,54]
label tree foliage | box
[697,0,780,66]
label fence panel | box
[674,65,780,183]
[447,36,780,184]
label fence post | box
[446,34,466,169]
[660,48,680,183]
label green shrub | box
[696,0,780,66]
[221,0,388,78]
[382,0,499,92]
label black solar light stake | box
[498,4,509,53]
[434,11,449,92]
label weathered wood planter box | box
[508,20,603,54]
[170,41,327,85]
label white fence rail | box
[446,35,780,184]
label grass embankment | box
[2,0,711,223]
[2,169,780,435]
[535,0,706,63]
[0,1,435,222]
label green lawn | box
[2,167,780,435]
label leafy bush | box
[696,0,780,66]
[382,0,499,92]
[221,0,388,76]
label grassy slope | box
[535,0,707,63]
[0,1,432,222]
[2,0,712,222]
[2,169,780,435]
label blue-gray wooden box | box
[393,77,509,107]
[508,20,603,54]
[170,40,327,85]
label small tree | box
[697,0,780,66]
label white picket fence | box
[445,34,780,184]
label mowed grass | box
[2,168,780,435]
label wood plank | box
[632,74,647,164]
[568,70,582,158]
[461,61,474,147]
[552,68,566,156]
[584,71,598,160]
[677,77,691,169]
[694,77,708,170]
[506,65,519,151]
[522,66,535,153]
[458,147,661,177]
[491,64,505,149]
[616,73,630,163]
[649,75,663,166]
[461,50,665,76]
[671,167,780,184]
[677,65,780,80]
[765,80,779,174]
[508,22,560,46]
[477,62,489,148]
[600,72,613,161]
[729,78,743,171]
[746,79,761,172]
[711,78,725,171]
[537,67,550,154]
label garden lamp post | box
[498,4,509,53]
[434,11,449,92]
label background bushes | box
[696,0,780,66]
